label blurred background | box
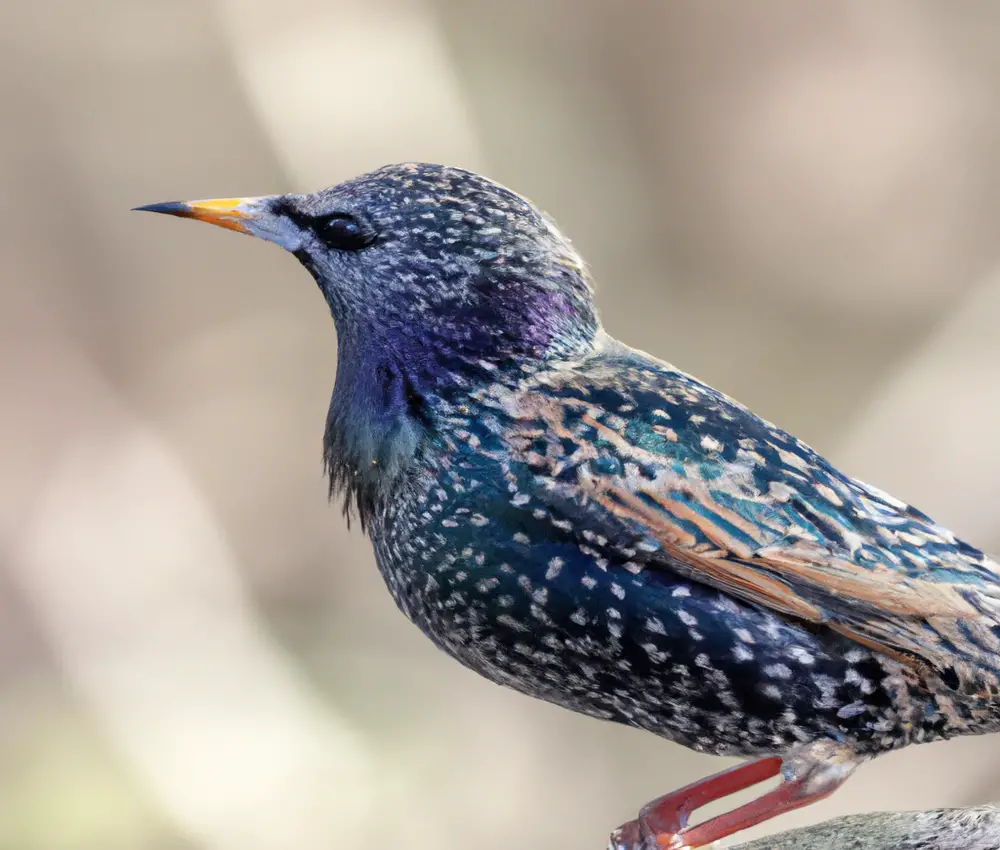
[2,1,1000,848]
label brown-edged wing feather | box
[496,351,1000,689]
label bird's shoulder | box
[488,335,970,573]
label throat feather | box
[323,352,428,529]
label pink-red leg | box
[609,748,855,850]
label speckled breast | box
[369,449,945,758]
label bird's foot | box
[608,743,857,850]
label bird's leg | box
[608,757,781,850]
[609,742,858,850]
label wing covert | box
[491,346,1000,687]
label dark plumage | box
[138,164,1000,849]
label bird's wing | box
[493,345,1000,687]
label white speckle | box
[609,622,623,639]
[733,645,755,662]
[646,617,667,635]
[814,483,844,506]
[764,663,792,679]
[837,700,867,719]
[842,530,866,555]
[774,446,811,472]
[641,642,669,663]
[581,575,597,590]
[470,513,489,527]
[700,435,723,452]
[761,684,783,700]
[497,614,528,632]
[530,604,552,624]
[477,577,500,593]
[611,582,626,600]
[497,595,514,608]
[845,649,866,664]
[570,607,588,626]
[734,628,756,644]
[768,481,796,502]
[441,519,458,528]
[513,532,531,545]
[532,587,548,605]
[856,480,908,509]
[812,674,839,709]
[760,617,782,641]
[607,607,622,620]
[845,668,867,687]
[511,492,531,507]
[672,586,691,598]
[542,633,561,650]
[545,557,565,580]
[737,448,766,466]
[678,610,698,627]
[788,646,815,665]
[690,415,706,425]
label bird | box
[137,163,1000,849]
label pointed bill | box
[132,197,263,234]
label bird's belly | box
[372,516,948,757]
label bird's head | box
[137,163,599,375]
[138,163,600,524]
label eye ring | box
[312,213,375,251]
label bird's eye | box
[312,213,375,251]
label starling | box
[137,164,1000,849]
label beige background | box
[2,2,1000,848]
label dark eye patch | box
[312,213,375,251]
[271,199,376,251]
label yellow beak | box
[133,197,257,234]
